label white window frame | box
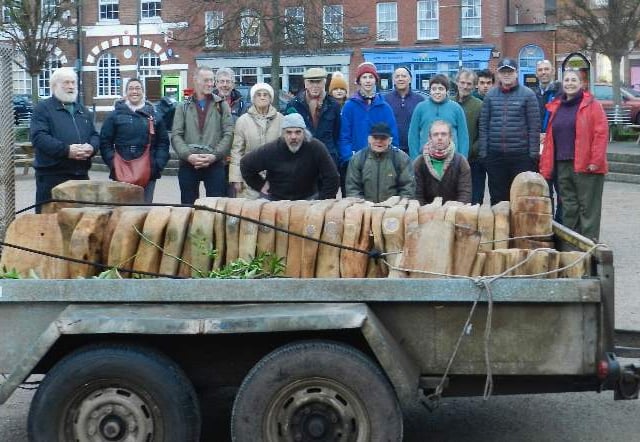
[323,5,343,43]
[284,6,305,45]
[376,2,398,42]
[38,56,62,98]
[12,62,31,95]
[461,0,481,39]
[138,52,160,87]
[141,0,161,20]
[97,53,121,97]
[99,0,119,22]
[205,11,224,48]
[417,0,438,40]
[240,9,260,47]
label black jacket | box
[100,101,170,180]
[285,91,341,166]
[30,96,99,175]
[240,137,339,200]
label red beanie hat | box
[355,62,379,83]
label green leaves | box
[207,252,285,279]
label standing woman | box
[100,78,170,202]
[229,83,283,198]
[539,69,608,241]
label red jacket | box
[539,90,609,179]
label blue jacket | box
[534,81,561,132]
[339,93,399,165]
[100,101,170,180]
[30,96,99,176]
[408,97,469,160]
[383,89,425,152]
[285,91,341,165]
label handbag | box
[113,115,155,188]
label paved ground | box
[2,166,640,440]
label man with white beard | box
[30,67,99,212]
[240,113,339,200]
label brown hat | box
[329,72,348,92]
[355,62,379,83]
[303,67,328,80]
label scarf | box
[423,140,456,181]
[126,100,145,112]
[306,91,325,129]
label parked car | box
[13,94,33,125]
[591,83,640,124]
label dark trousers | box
[547,170,563,223]
[483,152,536,205]
[178,161,226,205]
[35,173,89,214]
[556,161,604,241]
[469,159,487,205]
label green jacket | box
[345,147,415,203]
[458,94,483,160]
[171,94,234,161]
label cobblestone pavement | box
[2,171,640,441]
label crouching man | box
[240,113,339,200]
[345,122,414,203]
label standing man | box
[479,58,541,205]
[473,69,495,100]
[240,113,339,201]
[383,66,425,154]
[345,122,415,203]
[171,66,234,204]
[285,67,341,172]
[30,67,99,213]
[213,67,246,121]
[535,59,563,221]
[455,69,485,204]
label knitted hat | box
[250,82,274,102]
[329,72,348,92]
[355,62,379,83]
[281,113,307,129]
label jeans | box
[483,153,537,205]
[35,173,89,213]
[178,161,226,205]
[469,159,487,205]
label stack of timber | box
[0,174,590,279]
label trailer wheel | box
[27,344,201,442]
[231,340,402,442]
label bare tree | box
[174,0,371,95]
[559,0,640,106]
[0,0,74,101]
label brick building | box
[11,0,634,117]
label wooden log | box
[491,201,510,249]
[366,206,387,278]
[483,250,506,276]
[68,210,112,278]
[189,198,219,276]
[43,180,144,213]
[340,203,365,278]
[256,201,279,256]
[523,249,550,278]
[512,196,553,215]
[477,205,494,252]
[158,207,193,276]
[239,199,266,261]
[58,208,94,259]
[417,197,444,224]
[443,200,464,223]
[0,214,68,278]
[559,251,590,278]
[275,201,293,269]
[400,200,420,275]
[547,249,560,279]
[107,208,150,277]
[132,206,172,275]
[498,248,530,276]
[509,171,550,202]
[300,200,334,278]
[316,199,355,278]
[409,219,455,278]
[285,202,312,278]
[453,225,482,276]
[212,198,228,270]
[224,198,246,265]
[511,212,553,249]
[382,204,406,278]
[471,252,486,277]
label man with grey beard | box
[30,67,99,212]
[240,113,339,200]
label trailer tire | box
[27,343,201,442]
[231,340,402,442]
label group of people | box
[29,56,608,241]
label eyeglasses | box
[128,87,143,91]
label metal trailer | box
[0,222,638,441]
